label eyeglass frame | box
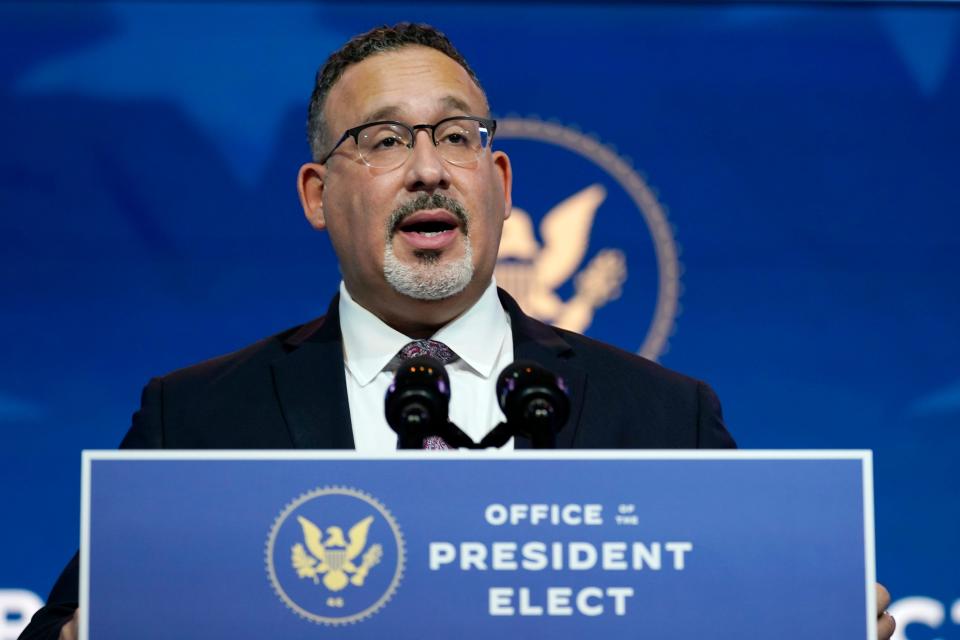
[318,115,498,167]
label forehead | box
[325,45,488,129]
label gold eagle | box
[497,183,627,333]
[291,515,382,592]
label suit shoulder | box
[548,325,735,449]
[156,316,327,389]
[555,326,704,391]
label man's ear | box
[297,162,327,230]
[492,150,513,220]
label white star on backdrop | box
[15,3,347,185]
[878,8,959,97]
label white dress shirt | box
[339,280,514,453]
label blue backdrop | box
[2,3,958,638]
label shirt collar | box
[431,280,510,378]
[338,280,510,386]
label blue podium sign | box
[80,451,875,639]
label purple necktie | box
[397,339,458,365]
[397,340,458,450]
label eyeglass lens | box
[356,119,490,168]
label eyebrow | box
[359,95,479,125]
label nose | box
[403,129,451,193]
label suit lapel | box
[271,295,355,449]
[499,289,587,450]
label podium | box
[81,450,876,639]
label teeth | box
[419,231,443,237]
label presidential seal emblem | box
[265,486,405,625]
[495,118,681,360]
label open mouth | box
[395,209,462,251]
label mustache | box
[388,193,470,236]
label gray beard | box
[383,240,474,301]
[382,193,474,300]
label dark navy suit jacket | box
[21,289,734,639]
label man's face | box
[299,45,512,325]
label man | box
[21,23,894,640]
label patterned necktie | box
[397,340,459,450]
[397,339,458,365]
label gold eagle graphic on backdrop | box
[291,515,382,592]
[497,184,627,333]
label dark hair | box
[306,23,485,161]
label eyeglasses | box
[319,116,497,169]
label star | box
[0,392,43,422]
[910,379,960,417]
[878,8,958,98]
[15,3,348,185]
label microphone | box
[496,361,571,449]
[385,355,451,449]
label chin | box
[383,242,474,301]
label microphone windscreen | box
[496,360,570,435]
[385,355,451,440]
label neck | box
[348,278,490,338]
